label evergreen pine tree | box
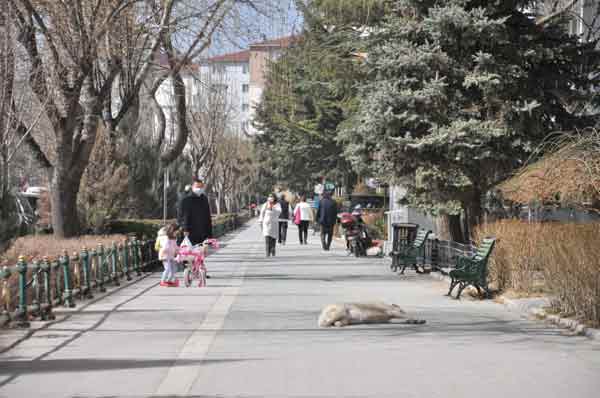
[340,0,599,238]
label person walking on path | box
[176,184,192,243]
[311,194,321,236]
[278,194,292,245]
[259,193,281,257]
[180,175,213,245]
[293,194,312,245]
[180,175,213,277]
[316,191,338,251]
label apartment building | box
[247,36,297,135]
[152,35,295,140]
[196,50,252,136]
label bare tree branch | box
[537,0,579,26]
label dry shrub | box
[361,210,387,240]
[352,182,373,195]
[500,129,600,206]
[477,220,600,326]
[476,220,546,292]
[0,234,127,266]
[36,190,52,230]
[539,226,600,325]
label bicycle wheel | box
[183,268,192,287]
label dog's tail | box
[404,319,426,324]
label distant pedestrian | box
[259,193,281,257]
[317,191,338,251]
[311,194,321,236]
[278,194,292,245]
[293,194,312,245]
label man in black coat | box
[180,176,213,245]
[317,191,338,251]
[176,184,192,235]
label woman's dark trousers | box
[298,221,309,244]
[278,222,288,244]
[265,236,276,256]
[321,224,334,250]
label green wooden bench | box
[391,229,431,274]
[447,237,496,299]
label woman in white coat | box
[259,193,282,257]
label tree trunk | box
[435,214,465,243]
[50,79,102,238]
[160,71,189,166]
[215,191,222,215]
[463,188,483,241]
[49,169,81,237]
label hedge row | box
[107,212,251,239]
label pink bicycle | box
[177,239,219,287]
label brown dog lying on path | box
[318,302,426,327]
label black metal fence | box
[1,213,249,329]
[390,222,475,272]
[423,238,475,271]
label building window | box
[242,64,249,74]
[242,84,249,93]
[242,103,249,112]
[211,64,225,74]
[211,83,228,92]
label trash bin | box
[390,223,419,270]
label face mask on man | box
[192,187,205,196]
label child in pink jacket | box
[157,223,179,287]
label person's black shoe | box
[206,274,211,279]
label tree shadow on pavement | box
[0,357,260,376]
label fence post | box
[81,248,94,299]
[123,240,132,281]
[60,252,75,308]
[431,239,439,270]
[146,239,154,270]
[31,260,41,318]
[139,237,146,271]
[89,248,97,290]
[133,239,142,276]
[111,242,120,286]
[15,256,30,328]
[71,252,81,295]
[96,245,106,293]
[41,258,55,320]
[1,266,11,326]
[51,258,62,305]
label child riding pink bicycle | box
[177,237,219,287]
[155,223,218,287]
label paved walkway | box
[1,223,599,397]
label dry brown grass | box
[476,220,600,326]
[0,234,127,266]
[500,129,600,206]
